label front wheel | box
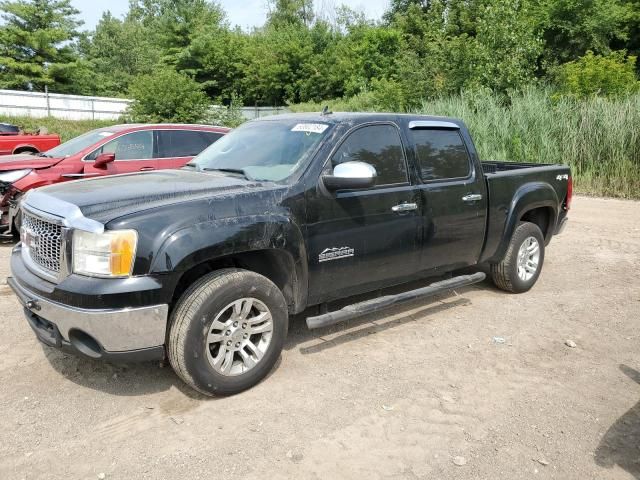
[168,268,288,396]
[490,221,545,293]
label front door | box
[408,126,487,271]
[305,123,422,304]
[83,130,157,176]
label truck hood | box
[27,169,268,224]
[0,154,63,170]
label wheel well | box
[170,249,300,314]
[13,146,38,155]
[520,207,553,239]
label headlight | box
[73,229,138,277]
[0,169,32,183]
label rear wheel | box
[491,221,545,293]
[168,268,288,396]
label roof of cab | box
[96,124,230,133]
[255,111,464,127]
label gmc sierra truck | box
[8,113,571,396]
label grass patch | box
[0,115,118,142]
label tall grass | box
[0,115,117,142]
[293,88,640,198]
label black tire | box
[490,221,545,293]
[168,268,288,396]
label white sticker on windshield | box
[98,132,114,137]
[291,123,328,134]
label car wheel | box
[168,268,288,396]
[490,221,545,293]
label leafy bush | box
[206,95,246,128]
[554,51,639,98]
[127,69,211,123]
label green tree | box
[267,0,314,27]
[81,12,161,96]
[538,0,631,66]
[471,0,543,93]
[554,50,639,97]
[127,68,211,122]
[0,0,83,91]
[128,0,225,67]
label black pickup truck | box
[8,113,571,395]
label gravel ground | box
[0,195,638,480]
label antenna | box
[321,105,332,116]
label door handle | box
[139,166,155,171]
[462,194,483,202]
[392,202,418,213]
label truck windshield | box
[190,120,330,182]
[44,128,116,158]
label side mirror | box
[94,153,115,169]
[322,161,377,191]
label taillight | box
[565,175,573,211]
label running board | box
[306,272,486,330]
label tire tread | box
[491,221,544,293]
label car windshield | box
[190,120,331,182]
[44,128,117,157]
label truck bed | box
[482,160,554,174]
[479,161,571,264]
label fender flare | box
[150,214,308,312]
[492,182,559,262]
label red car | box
[0,122,62,155]
[0,123,229,237]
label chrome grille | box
[21,210,63,273]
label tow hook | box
[26,300,41,311]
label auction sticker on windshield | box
[291,123,329,134]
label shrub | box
[554,51,639,98]
[127,69,211,123]
[206,94,245,128]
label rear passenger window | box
[332,124,407,185]
[411,129,471,181]
[157,130,223,158]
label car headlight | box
[73,229,138,277]
[0,169,32,183]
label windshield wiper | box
[202,167,253,181]
[37,152,51,158]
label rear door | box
[408,124,487,271]
[84,130,156,175]
[156,130,224,170]
[305,122,423,303]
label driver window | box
[86,131,153,161]
[331,124,407,186]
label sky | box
[70,0,390,31]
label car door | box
[305,123,423,304]
[156,130,224,170]
[83,130,156,175]
[408,125,487,271]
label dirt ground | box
[0,195,638,480]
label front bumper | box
[8,277,167,359]
[8,246,169,362]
